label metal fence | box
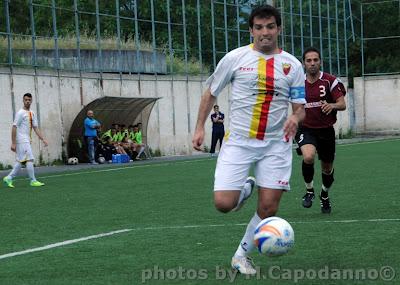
[361,0,400,76]
[0,0,353,77]
[277,0,351,77]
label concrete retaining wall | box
[0,68,398,167]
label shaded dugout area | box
[68,96,159,162]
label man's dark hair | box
[302,47,321,61]
[23,93,32,98]
[249,5,281,28]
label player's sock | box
[233,177,255,211]
[320,189,329,198]
[302,161,314,189]
[8,162,22,179]
[26,161,36,181]
[234,213,262,257]
[238,181,252,204]
[321,168,334,192]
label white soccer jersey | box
[13,109,38,144]
[206,45,306,140]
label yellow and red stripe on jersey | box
[249,57,274,140]
[28,111,33,141]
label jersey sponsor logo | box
[282,63,291,75]
[259,75,281,82]
[239,67,257,72]
[305,101,323,108]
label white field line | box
[0,229,132,260]
[15,158,214,180]
[337,138,400,147]
[0,218,399,261]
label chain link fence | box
[0,0,351,76]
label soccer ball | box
[254,216,294,256]
[98,156,106,164]
[67,157,79,165]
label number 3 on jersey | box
[319,85,326,97]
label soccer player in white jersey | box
[192,5,306,274]
[3,93,48,188]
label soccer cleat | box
[30,180,45,187]
[320,195,332,214]
[233,176,256,211]
[231,256,257,275]
[3,177,15,188]
[302,190,315,208]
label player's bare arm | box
[11,126,17,152]
[192,88,216,151]
[33,126,49,147]
[321,96,346,115]
[284,103,305,138]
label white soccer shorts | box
[16,142,35,162]
[214,133,292,191]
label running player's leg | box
[3,143,27,188]
[3,161,21,188]
[20,143,44,187]
[319,160,334,213]
[232,140,291,274]
[317,127,336,213]
[213,134,258,274]
[296,127,317,207]
[231,187,284,274]
[213,135,255,213]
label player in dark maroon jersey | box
[295,47,346,213]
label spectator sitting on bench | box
[133,123,147,160]
[107,127,128,156]
[110,127,121,142]
[121,135,138,160]
[98,136,118,162]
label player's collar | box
[249,44,282,55]
[305,71,322,84]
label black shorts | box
[295,126,336,162]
